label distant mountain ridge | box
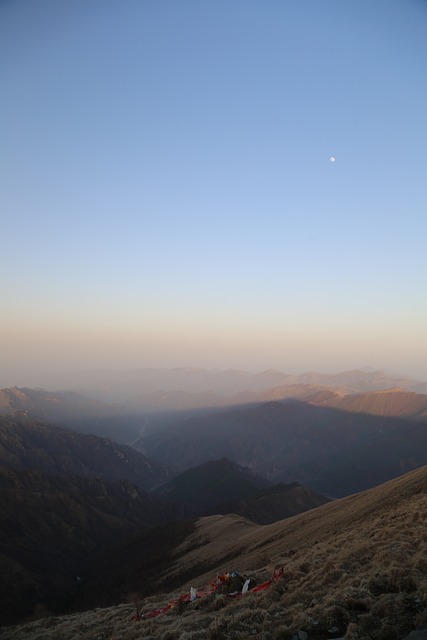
[2,382,427,500]
[2,367,427,435]
[15,366,426,404]
[0,386,117,418]
[0,387,143,443]
[137,398,427,497]
[154,457,331,523]
[153,458,270,514]
[326,388,427,419]
[210,480,332,524]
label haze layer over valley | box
[2,367,427,498]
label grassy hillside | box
[2,466,425,640]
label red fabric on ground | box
[136,566,284,621]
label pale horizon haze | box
[1,0,427,389]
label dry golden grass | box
[1,466,426,640]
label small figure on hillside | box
[228,572,245,594]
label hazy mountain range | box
[137,391,427,496]
[2,367,427,441]
[14,366,427,404]
[2,368,427,498]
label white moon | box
[329,156,336,162]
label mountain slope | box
[137,400,427,496]
[0,387,116,420]
[148,465,427,596]
[0,413,173,490]
[154,459,331,523]
[0,466,187,625]
[153,458,270,514]
[11,466,425,640]
[2,378,427,441]
[213,481,332,524]
[31,367,426,403]
[325,388,427,419]
[0,387,144,442]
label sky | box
[1,0,427,388]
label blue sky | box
[1,0,427,386]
